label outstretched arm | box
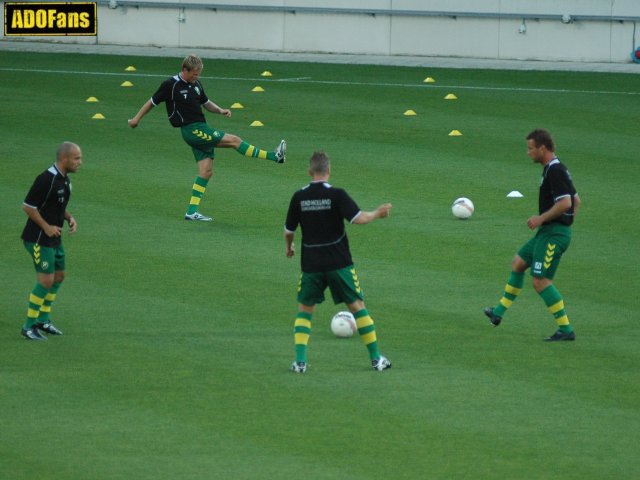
[128,100,154,128]
[352,203,392,225]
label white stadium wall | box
[2,0,639,63]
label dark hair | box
[309,151,330,174]
[526,129,555,151]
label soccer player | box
[128,54,286,222]
[20,141,82,340]
[284,151,393,372]
[484,129,581,341]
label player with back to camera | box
[284,151,393,372]
[484,129,581,341]
[20,141,83,340]
[128,54,286,222]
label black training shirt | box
[21,165,71,247]
[285,182,361,273]
[539,158,578,226]
[151,74,209,127]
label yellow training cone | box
[86,96,99,102]
[125,66,136,71]
[403,109,417,116]
[252,86,265,92]
[261,71,272,77]
[92,113,105,119]
[250,120,264,127]
[449,130,463,136]
[121,81,134,87]
[423,77,436,83]
[444,93,458,100]
[230,103,244,109]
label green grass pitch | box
[1,50,639,479]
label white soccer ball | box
[452,197,474,219]
[331,311,357,338]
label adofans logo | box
[5,2,97,36]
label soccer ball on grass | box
[451,197,474,219]
[331,311,357,338]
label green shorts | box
[180,122,225,162]
[518,224,572,279]
[24,242,65,274]
[297,265,365,306]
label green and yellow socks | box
[293,309,382,364]
[24,283,49,329]
[539,284,573,333]
[37,283,60,325]
[492,271,573,333]
[353,309,381,361]
[187,176,209,215]
[186,142,278,213]
[236,141,278,162]
[293,312,312,363]
[493,271,525,317]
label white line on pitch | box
[1,67,638,96]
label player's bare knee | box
[532,276,550,293]
[225,134,242,149]
[511,255,527,273]
[347,299,365,313]
[199,162,213,179]
[38,275,55,290]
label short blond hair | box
[182,54,203,72]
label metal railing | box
[98,1,640,23]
